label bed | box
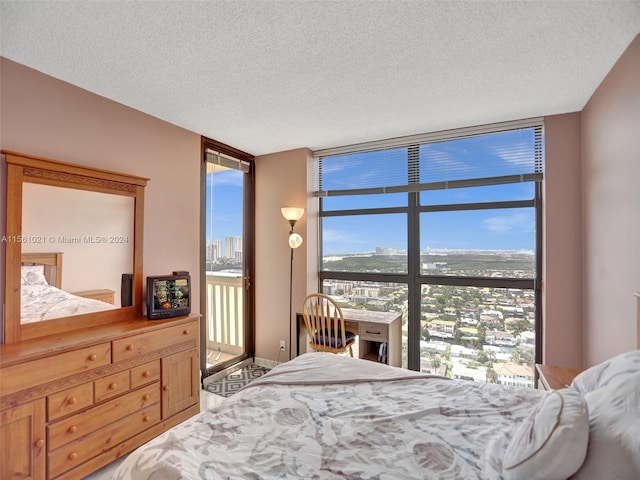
[112,350,640,480]
[20,252,116,323]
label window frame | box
[317,121,543,373]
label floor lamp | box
[281,207,304,360]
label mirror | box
[3,150,148,343]
[21,183,134,323]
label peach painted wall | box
[542,113,584,369]
[0,58,201,327]
[580,35,640,366]
[21,183,134,303]
[254,148,314,361]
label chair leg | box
[349,345,354,357]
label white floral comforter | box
[21,284,116,323]
[113,353,544,480]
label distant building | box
[429,319,455,337]
[494,362,534,388]
[486,330,516,346]
[451,362,487,382]
[375,247,404,255]
[206,239,223,262]
[518,331,535,345]
[225,236,242,260]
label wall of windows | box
[316,120,543,385]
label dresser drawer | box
[112,320,198,362]
[0,343,111,398]
[47,383,160,451]
[130,359,161,389]
[49,402,161,478]
[48,383,93,421]
[94,370,131,403]
[358,322,388,341]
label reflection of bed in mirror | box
[20,252,116,324]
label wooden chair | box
[301,293,355,356]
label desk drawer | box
[359,322,388,341]
[112,321,198,362]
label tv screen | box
[146,275,190,320]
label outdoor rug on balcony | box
[203,363,271,398]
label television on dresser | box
[146,274,191,319]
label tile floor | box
[84,389,225,479]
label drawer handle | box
[67,397,77,405]
[183,329,189,335]
[68,425,77,434]
[163,385,170,391]
[142,371,150,377]
[143,415,151,422]
[88,354,97,361]
[365,330,381,335]
[143,394,150,401]
[34,438,45,448]
[68,452,77,461]
[109,382,117,390]
[126,344,134,351]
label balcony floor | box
[206,347,239,370]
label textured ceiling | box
[1,1,639,156]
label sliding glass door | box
[201,141,254,378]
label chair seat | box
[314,329,356,348]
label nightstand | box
[535,364,582,390]
[71,289,116,304]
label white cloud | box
[484,212,532,233]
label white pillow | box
[570,350,640,393]
[21,265,48,286]
[570,372,640,479]
[503,388,589,480]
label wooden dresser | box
[0,314,200,480]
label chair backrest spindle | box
[301,293,354,356]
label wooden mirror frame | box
[3,151,149,343]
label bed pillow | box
[21,265,48,286]
[502,388,588,480]
[570,371,640,479]
[570,350,640,393]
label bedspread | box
[113,352,544,479]
[21,284,116,323]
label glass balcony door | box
[202,145,254,377]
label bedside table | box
[71,288,115,304]
[535,364,582,390]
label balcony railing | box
[205,271,244,355]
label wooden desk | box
[535,364,581,390]
[297,308,402,367]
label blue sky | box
[207,128,539,254]
[207,172,536,254]
[205,169,243,244]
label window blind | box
[314,119,543,197]
[206,149,250,173]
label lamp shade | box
[288,232,303,249]
[281,207,305,222]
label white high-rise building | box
[207,239,223,262]
[225,236,242,261]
